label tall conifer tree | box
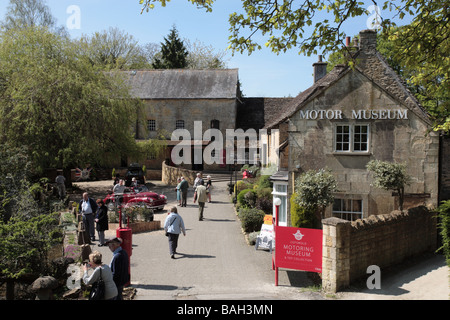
[152,25,188,69]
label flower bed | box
[109,220,161,233]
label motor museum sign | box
[298,109,408,120]
[275,226,322,273]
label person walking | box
[82,251,118,300]
[55,170,66,200]
[106,237,130,300]
[175,177,182,206]
[179,177,189,207]
[205,175,212,203]
[194,180,208,221]
[95,199,108,246]
[193,172,203,202]
[164,207,186,259]
[79,192,98,242]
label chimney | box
[313,55,328,83]
[359,29,377,53]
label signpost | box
[273,198,322,286]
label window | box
[211,119,220,129]
[147,119,156,131]
[333,198,363,221]
[175,120,185,129]
[353,125,368,151]
[334,124,369,153]
[272,182,288,226]
[335,125,350,151]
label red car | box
[104,185,167,212]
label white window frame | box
[272,182,288,227]
[334,123,370,154]
[332,198,363,221]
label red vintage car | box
[104,185,167,212]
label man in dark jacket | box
[179,177,189,207]
[106,237,130,300]
[79,192,98,241]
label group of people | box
[163,173,214,259]
[79,193,130,300]
[82,237,130,300]
[175,173,212,221]
[78,192,109,246]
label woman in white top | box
[83,251,118,300]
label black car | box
[125,163,146,186]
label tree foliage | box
[0,27,140,173]
[436,200,450,266]
[152,25,188,69]
[0,145,62,299]
[140,0,449,128]
[1,0,67,36]
[293,168,337,214]
[78,27,150,70]
[366,160,411,211]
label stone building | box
[122,68,241,172]
[265,29,441,226]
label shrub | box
[238,207,265,233]
[290,192,318,228]
[255,175,272,189]
[237,188,256,208]
[256,196,273,215]
[235,180,253,194]
[436,200,450,266]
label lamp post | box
[273,197,281,286]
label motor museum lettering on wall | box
[298,109,408,120]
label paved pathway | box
[93,180,322,300]
[78,179,449,300]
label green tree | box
[366,160,411,211]
[293,168,337,225]
[327,28,449,132]
[78,27,150,70]
[140,0,449,130]
[185,39,228,69]
[152,25,188,69]
[1,0,67,36]
[0,27,140,173]
[0,145,62,300]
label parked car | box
[104,185,167,213]
[125,163,146,186]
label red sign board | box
[275,226,322,273]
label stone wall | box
[162,161,198,186]
[322,206,437,292]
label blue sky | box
[0,0,406,98]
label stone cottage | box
[265,29,440,226]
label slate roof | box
[237,97,293,131]
[264,65,349,129]
[119,69,240,99]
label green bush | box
[290,192,318,228]
[437,200,450,266]
[235,180,253,194]
[238,207,265,233]
[255,175,272,189]
[237,188,256,208]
